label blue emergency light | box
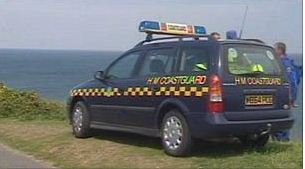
[226,30,238,39]
[139,21,206,36]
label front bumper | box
[186,112,294,138]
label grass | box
[0,84,302,168]
[0,119,302,169]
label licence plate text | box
[245,95,273,106]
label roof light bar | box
[139,21,207,36]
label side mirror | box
[94,71,105,80]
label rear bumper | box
[186,111,294,138]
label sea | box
[0,49,302,140]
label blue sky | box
[0,0,302,53]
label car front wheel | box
[72,101,91,138]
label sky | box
[0,0,302,53]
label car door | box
[118,47,177,128]
[176,44,213,113]
[90,51,143,124]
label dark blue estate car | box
[67,34,293,156]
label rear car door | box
[220,44,291,121]
[173,43,214,114]
[118,46,177,128]
[144,43,214,119]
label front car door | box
[90,51,143,124]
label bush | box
[0,83,66,121]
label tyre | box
[239,134,269,147]
[71,101,91,138]
[161,110,193,156]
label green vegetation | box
[0,119,302,169]
[0,83,66,121]
[0,84,302,168]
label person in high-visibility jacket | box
[251,64,264,72]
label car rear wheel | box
[72,101,91,138]
[161,110,193,156]
[238,134,269,147]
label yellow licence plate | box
[245,95,273,106]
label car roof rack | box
[242,39,265,44]
[134,34,211,47]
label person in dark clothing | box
[275,42,302,106]
[272,42,302,141]
[210,32,221,40]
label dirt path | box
[0,143,54,169]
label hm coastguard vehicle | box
[67,21,294,156]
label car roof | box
[131,38,273,51]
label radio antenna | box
[239,5,248,39]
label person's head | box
[274,42,286,57]
[210,32,221,40]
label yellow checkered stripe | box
[71,88,121,97]
[71,86,209,97]
[123,87,153,96]
[155,86,209,97]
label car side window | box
[179,47,210,73]
[138,48,174,76]
[106,52,141,79]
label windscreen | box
[225,45,282,75]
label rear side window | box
[138,48,174,76]
[225,45,282,75]
[179,47,210,73]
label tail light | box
[208,75,224,113]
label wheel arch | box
[155,98,190,129]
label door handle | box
[151,86,159,92]
[118,88,125,93]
